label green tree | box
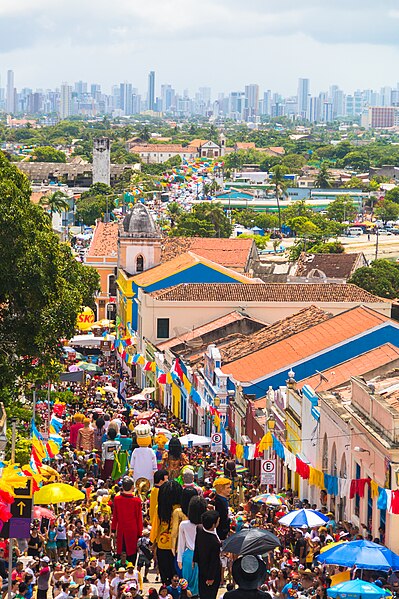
[374,199,399,224]
[349,260,399,299]
[314,162,332,188]
[343,177,367,190]
[341,151,370,172]
[140,126,151,142]
[384,187,399,204]
[281,153,307,172]
[171,215,216,237]
[287,216,318,237]
[166,201,182,227]
[281,200,313,223]
[31,146,67,163]
[0,152,100,403]
[236,233,270,250]
[326,196,357,223]
[39,190,70,219]
[75,195,108,226]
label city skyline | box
[1,0,399,94]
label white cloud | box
[0,0,399,94]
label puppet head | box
[214,477,232,498]
[168,437,183,459]
[74,413,85,423]
[154,432,168,450]
[135,420,152,447]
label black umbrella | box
[223,527,281,556]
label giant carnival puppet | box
[129,421,157,487]
[111,476,142,561]
[162,437,188,481]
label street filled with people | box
[1,351,398,599]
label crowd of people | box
[1,352,397,599]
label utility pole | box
[375,226,379,261]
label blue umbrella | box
[278,508,329,528]
[317,540,399,571]
[327,579,391,599]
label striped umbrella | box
[216,465,248,475]
[252,493,286,506]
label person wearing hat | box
[224,555,272,599]
[110,568,127,598]
[37,557,51,599]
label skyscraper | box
[6,70,15,114]
[60,82,72,119]
[120,82,133,115]
[297,78,310,118]
[148,70,155,111]
[244,84,259,120]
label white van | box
[347,227,363,236]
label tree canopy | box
[349,260,399,299]
[170,202,232,238]
[0,152,100,404]
[31,146,67,163]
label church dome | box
[122,202,160,238]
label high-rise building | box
[297,78,310,118]
[262,90,272,116]
[161,84,175,113]
[6,70,15,114]
[90,84,101,100]
[244,84,259,121]
[74,80,87,96]
[60,82,72,119]
[148,71,155,111]
[309,97,321,122]
[120,82,133,115]
[229,91,245,121]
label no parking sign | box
[260,459,276,485]
[211,432,223,453]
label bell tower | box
[118,203,162,276]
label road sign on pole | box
[260,459,276,485]
[211,432,223,453]
[0,480,33,539]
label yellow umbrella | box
[95,319,115,327]
[320,540,346,553]
[34,483,85,504]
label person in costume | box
[163,438,188,481]
[130,421,157,487]
[77,418,94,452]
[150,480,183,584]
[69,414,85,449]
[213,477,231,540]
[154,433,168,470]
[111,476,143,564]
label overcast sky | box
[1,0,399,97]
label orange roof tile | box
[161,237,254,270]
[221,306,390,383]
[298,343,399,391]
[86,221,119,258]
[133,252,255,287]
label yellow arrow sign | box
[17,501,26,516]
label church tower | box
[219,132,226,156]
[118,203,162,276]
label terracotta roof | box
[149,283,384,303]
[298,343,399,392]
[295,252,362,279]
[157,310,261,352]
[235,142,256,150]
[161,237,254,271]
[221,306,390,383]
[266,146,285,155]
[86,221,119,258]
[133,252,254,287]
[221,306,330,364]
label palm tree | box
[314,162,332,188]
[39,190,70,219]
[166,202,182,227]
[271,165,288,231]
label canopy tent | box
[179,433,212,446]
[327,579,391,599]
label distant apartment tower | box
[148,71,155,111]
[6,70,15,114]
[60,82,72,119]
[244,84,259,120]
[363,106,396,129]
[297,78,310,118]
[120,82,133,115]
[93,138,111,187]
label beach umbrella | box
[95,319,115,327]
[76,361,102,373]
[223,527,281,556]
[279,509,329,528]
[316,540,399,571]
[252,493,286,506]
[33,506,56,522]
[179,433,212,446]
[102,385,117,394]
[327,579,391,599]
[216,465,248,475]
[320,540,346,554]
[34,483,85,505]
